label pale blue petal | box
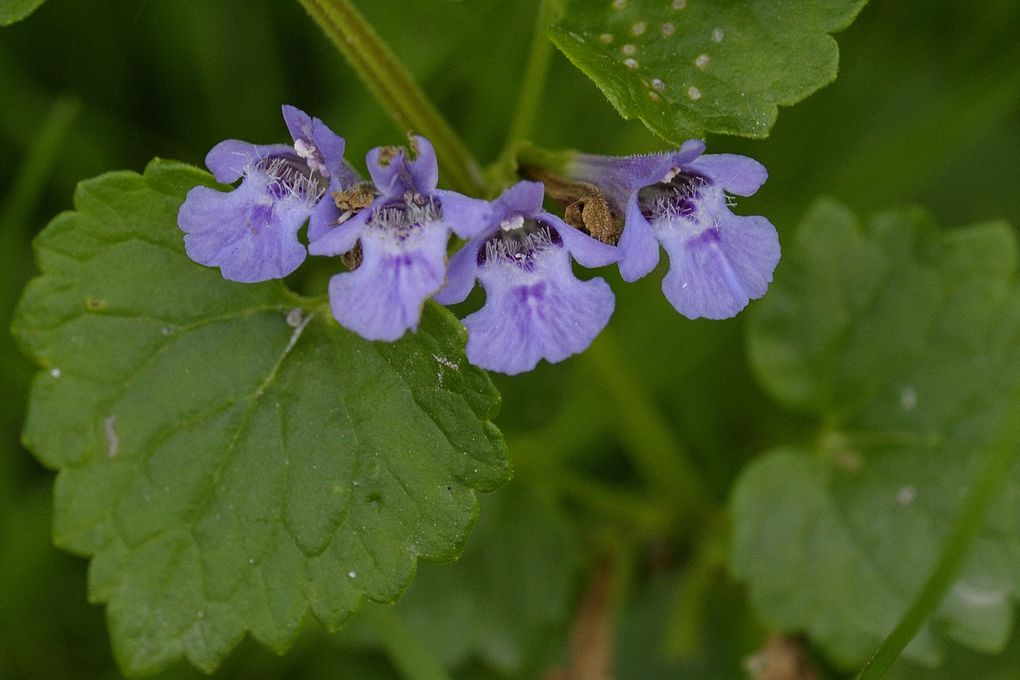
[205,141,292,184]
[434,238,483,305]
[493,180,545,219]
[327,222,450,341]
[435,189,492,239]
[686,154,768,196]
[308,209,370,257]
[543,214,618,268]
[659,214,780,319]
[407,136,439,193]
[307,189,340,243]
[366,146,406,196]
[178,181,309,282]
[463,249,615,375]
[282,104,349,179]
[617,195,660,281]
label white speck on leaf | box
[286,307,305,328]
[622,43,636,55]
[651,78,665,91]
[613,0,626,9]
[600,33,614,44]
[160,326,173,336]
[433,353,460,370]
[695,53,711,69]
[569,31,585,42]
[348,571,357,578]
[631,22,646,36]
[687,85,702,100]
[712,27,724,42]
[624,58,639,69]
[661,22,676,37]
[897,485,916,506]
[104,415,119,458]
[900,386,918,410]
[50,367,61,378]
[672,0,686,9]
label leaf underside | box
[735,199,1020,668]
[12,160,510,675]
[549,0,868,141]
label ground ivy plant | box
[6,0,1020,678]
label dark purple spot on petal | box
[685,227,721,248]
[513,280,547,303]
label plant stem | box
[495,0,555,177]
[855,401,1020,680]
[581,330,712,516]
[296,0,487,196]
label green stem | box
[362,605,454,680]
[855,402,1020,680]
[496,0,555,173]
[296,0,487,196]
[581,330,712,515]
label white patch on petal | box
[367,199,442,251]
[294,137,329,177]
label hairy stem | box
[296,0,487,196]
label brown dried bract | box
[564,192,620,245]
[519,165,622,245]
[332,183,376,213]
[340,241,363,271]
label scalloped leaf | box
[548,0,867,140]
[11,160,510,675]
[0,0,47,25]
[735,199,1020,667]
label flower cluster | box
[178,106,780,374]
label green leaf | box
[734,199,1020,667]
[547,0,867,141]
[0,0,47,25]
[11,160,510,676]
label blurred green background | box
[1,0,1019,678]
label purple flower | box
[308,136,491,342]
[566,141,780,320]
[435,181,617,375]
[178,105,355,283]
